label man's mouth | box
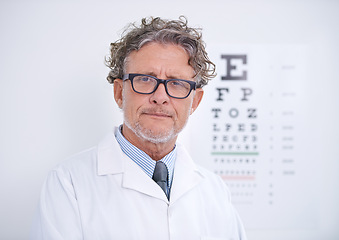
[141,109,173,119]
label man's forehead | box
[125,43,195,79]
[141,70,195,79]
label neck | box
[121,124,176,161]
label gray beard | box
[123,118,178,144]
[121,88,193,144]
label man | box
[31,16,247,240]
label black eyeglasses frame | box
[122,73,197,99]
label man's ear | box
[190,88,204,115]
[113,79,123,109]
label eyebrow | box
[142,72,192,80]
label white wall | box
[0,0,338,239]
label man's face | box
[114,42,203,144]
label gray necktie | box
[152,161,168,198]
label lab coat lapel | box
[122,156,168,202]
[170,144,204,204]
[97,130,168,202]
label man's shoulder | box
[195,164,232,202]
[53,130,119,172]
[176,143,228,191]
[196,164,225,185]
[176,143,225,184]
[53,146,98,174]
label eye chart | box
[186,45,316,229]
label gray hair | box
[105,16,216,88]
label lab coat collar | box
[97,129,168,202]
[97,130,125,175]
[170,143,204,204]
[97,128,205,204]
[123,155,168,202]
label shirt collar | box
[114,125,176,189]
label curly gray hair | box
[105,16,216,88]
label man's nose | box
[150,83,170,104]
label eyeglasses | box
[122,73,197,99]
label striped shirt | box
[114,125,176,196]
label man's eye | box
[169,80,186,87]
[135,76,153,83]
[140,77,151,82]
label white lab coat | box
[30,128,247,240]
